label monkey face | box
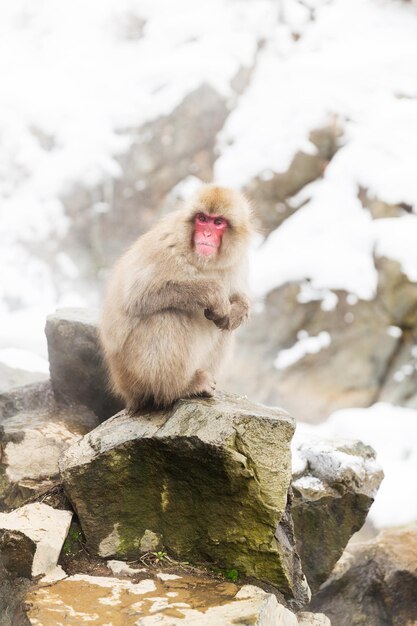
[193,213,228,257]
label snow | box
[2,0,417,349]
[275,331,331,369]
[216,0,417,300]
[0,347,49,373]
[387,326,402,339]
[0,0,274,359]
[294,403,417,528]
[374,215,417,282]
[1,0,417,532]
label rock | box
[311,524,417,626]
[0,529,36,579]
[0,503,72,580]
[298,613,331,626]
[291,438,383,592]
[0,563,32,626]
[223,283,397,423]
[24,573,325,626]
[378,331,417,409]
[245,123,341,235]
[0,398,99,511]
[45,308,122,420]
[376,257,417,328]
[358,187,412,220]
[107,559,147,576]
[60,394,310,604]
[0,380,53,421]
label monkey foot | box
[187,369,216,398]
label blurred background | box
[1,0,417,535]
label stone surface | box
[298,613,331,626]
[0,399,99,511]
[311,524,417,626]
[25,573,326,626]
[0,503,72,579]
[0,380,53,422]
[60,394,309,604]
[0,565,31,626]
[0,529,36,579]
[45,308,122,420]
[291,438,383,592]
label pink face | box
[193,213,228,257]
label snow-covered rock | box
[292,436,383,591]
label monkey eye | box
[214,217,226,227]
[197,213,208,223]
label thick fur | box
[100,186,252,411]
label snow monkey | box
[100,185,252,412]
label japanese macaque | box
[100,185,252,412]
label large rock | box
[25,573,328,626]
[60,394,310,604]
[223,283,396,422]
[0,392,99,511]
[291,437,383,592]
[45,308,122,420]
[311,524,417,626]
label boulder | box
[45,308,122,420]
[0,503,72,580]
[0,395,99,511]
[223,249,417,422]
[60,394,310,604]
[291,437,383,592]
[25,573,328,626]
[311,524,417,626]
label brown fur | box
[100,185,253,412]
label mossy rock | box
[60,393,309,605]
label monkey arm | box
[126,278,230,319]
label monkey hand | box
[204,292,231,330]
[226,294,250,331]
[204,308,230,330]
